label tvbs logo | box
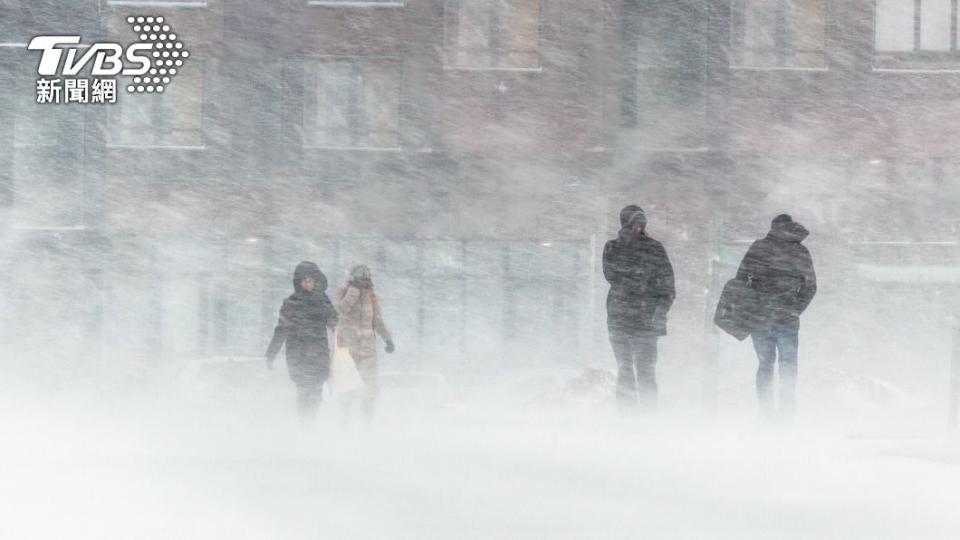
[28,15,190,104]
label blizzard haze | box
[3,0,960,538]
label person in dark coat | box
[736,214,817,418]
[266,261,338,424]
[603,205,676,412]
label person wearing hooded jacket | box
[736,214,817,418]
[334,264,394,421]
[603,205,676,412]
[266,261,338,424]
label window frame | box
[729,0,829,71]
[5,49,88,229]
[301,54,404,152]
[442,0,544,72]
[625,0,711,149]
[306,0,404,7]
[103,0,209,7]
[874,0,960,69]
[105,60,206,149]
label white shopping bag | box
[328,331,365,397]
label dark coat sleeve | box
[735,242,764,285]
[265,299,289,361]
[651,243,676,332]
[655,243,676,308]
[602,240,623,285]
[795,245,817,314]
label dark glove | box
[385,340,395,354]
[265,357,274,371]
[351,277,373,290]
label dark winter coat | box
[735,218,817,333]
[266,262,338,385]
[603,229,676,337]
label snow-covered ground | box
[3,364,960,539]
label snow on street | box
[4,371,960,540]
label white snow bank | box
[4,373,960,540]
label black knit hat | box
[619,204,646,227]
[772,214,793,225]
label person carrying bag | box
[327,328,365,398]
[334,264,395,423]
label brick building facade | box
[1,1,957,387]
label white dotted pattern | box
[125,15,189,94]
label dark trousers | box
[752,328,799,417]
[610,332,659,412]
[290,363,328,426]
[295,380,323,425]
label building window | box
[5,55,84,227]
[0,10,30,44]
[443,0,540,70]
[303,57,401,149]
[626,0,708,149]
[104,1,208,7]
[306,0,403,6]
[107,62,203,147]
[842,157,954,240]
[731,0,827,68]
[875,0,960,68]
[13,108,85,228]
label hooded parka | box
[266,261,339,386]
[603,209,676,337]
[735,215,817,333]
